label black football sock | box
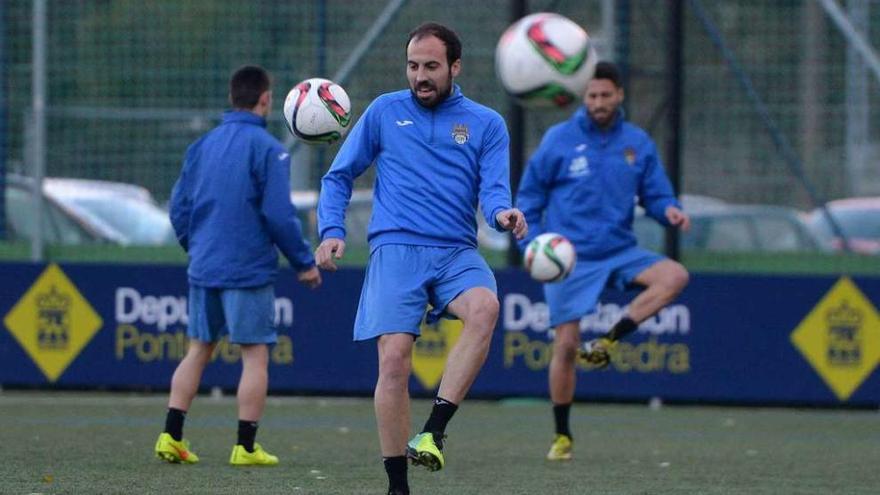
[237,420,259,453]
[164,407,186,441]
[421,397,458,444]
[383,456,409,494]
[553,403,572,438]
[606,316,638,342]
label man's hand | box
[496,208,528,240]
[297,266,322,289]
[315,238,346,271]
[665,206,691,232]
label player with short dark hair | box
[516,60,690,461]
[316,22,526,495]
[154,64,321,466]
[229,65,271,109]
[591,59,623,87]
[406,22,462,66]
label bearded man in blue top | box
[516,61,690,462]
[316,22,526,495]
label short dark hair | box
[592,61,622,88]
[407,22,462,66]
[229,65,271,109]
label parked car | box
[3,175,176,246]
[636,202,826,253]
[805,197,880,255]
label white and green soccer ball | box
[524,232,576,282]
[283,77,352,145]
[495,12,597,108]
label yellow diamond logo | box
[412,315,463,390]
[790,277,880,401]
[3,264,103,382]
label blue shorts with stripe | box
[353,244,497,341]
[187,284,277,344]
[544,246,664,328]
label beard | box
[410,71,453,108]
[589,106,617,127]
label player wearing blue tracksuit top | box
[516,62,690,462]
[158,66,320,467]
[318,84,518,337]
[170,110,316,289]
[316,24,526,494]
[517,106,679,265]
[319,86,511,254]
[171,102,322,344]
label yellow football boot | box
[229,443,279,466]
[546,434,572,461]
[578,337,615,368]
[154,432,199,464]
[406,432,445,472]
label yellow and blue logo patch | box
[4,264,103,382]
[790,277,880,401]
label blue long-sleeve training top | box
[169,111,314,288]
[318,85,512,250]
[516,107,680,259]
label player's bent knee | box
[465,292,500,326]
[652,261,689,296]
[668,263,690,292]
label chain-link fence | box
[2,0,879,269]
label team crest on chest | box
[624,147,637,166]
[452,123,469,145]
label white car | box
[805,197,880,255]
[4,175,176,246]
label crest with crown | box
[451,123,469,145]
[36,286,71,350]
[825,301,862,366]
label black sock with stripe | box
[422,397,458,445]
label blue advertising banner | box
[483,271,880,406]
[1,262,879,406]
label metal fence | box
[1,0,879,265]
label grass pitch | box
[1,392,878,494]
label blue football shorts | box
[187,284,277,344]
[544,245,664,327]
[353,244,497,341]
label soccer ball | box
[495,12,597,108]
[283,77,352,144]
[523,233,576,282]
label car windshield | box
[812,209,880,239]
[64,195,173,245]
